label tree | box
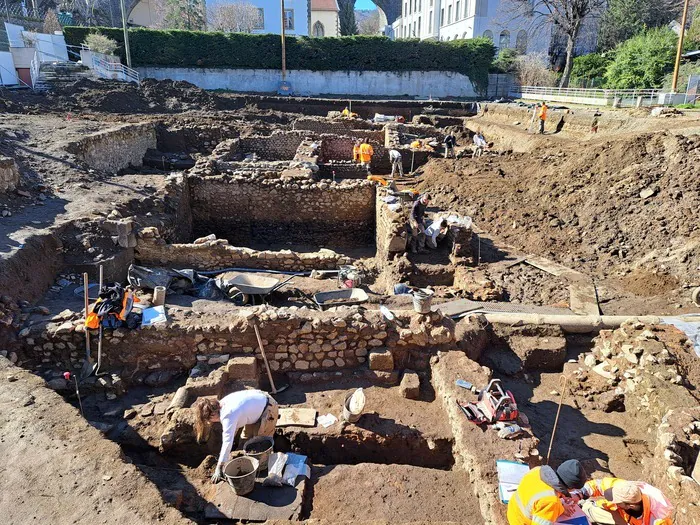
[84,32,118,55]
[505,0,607,88]
[598,0,683,51]
[161,0,205,30]
[207,1,262,33]
[357,9,382,35]
[338,0,358,35]
[604,27,677,89]
[570,52,611,86]
[686,7,700,51]
[514,52,558,86]
[43,8,62,33]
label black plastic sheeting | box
[127,264,225,300]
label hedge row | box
[64,27,495,91]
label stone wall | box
[14,305,456,384]
[239,131,305,161]
[189,175,376,248]
[136,227,351,271]
[376,190,408,259]
[65,123,156,173]
[293,117,377,134]
[156,122,237,154]
[0,156,19,193]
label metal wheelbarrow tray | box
[225,274,282,295]
[313,288,369,310]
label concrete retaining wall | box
[137,67,479,98]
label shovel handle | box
[253,323,277,394]
[83,272,90,356]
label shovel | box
[253,323,288,395]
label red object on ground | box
[63,371,71,380]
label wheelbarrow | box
[312,288,370,310]
[220,274,295,306]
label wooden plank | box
[523,255,573,277]
[276,407,317,427]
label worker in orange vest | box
[507,459,587,525]
[359,138,374,173]
[580,478,673,525]
[538,102,548,134]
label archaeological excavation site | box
[1,80,699,525]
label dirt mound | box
[2,77,229,114]
[417,132,700,283]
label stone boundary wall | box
[14,306,456,383]
[137,67,479,98]
[376,190,408,259]
[189,175,376,248]
[155,122,238,154]
[136,226,351,271]
[65,123,156,173]
[0,156,19,193]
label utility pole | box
[280,0,286,81]
[119,0,132,68]
[671,0,691,93]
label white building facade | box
[391,0,551,55]
[248,0,310,36]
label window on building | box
[483,29,493,41]
[476,0,487,17]
[313,21,325,37]
[499,30,509,48]
[465,0,470,17]
[516,30,527,53]
[418,17,421,35]
[462,31,468,38]
[440,8,444,25]
[255,8,264,29]
[418,0,422,10]
[430,0,433,6]
[284,9,294,30]
[413,21,416,36]
[456,1,460,19]
[429,11,433,32]
[455,34,459,40]
[446,36,450,41]
[404,2,408,15]
[447,5,452,23]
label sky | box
[355,0,378,10]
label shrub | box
[491,48,518,73]
[570,53,612,87]
[604,27,677,89]
[84,33,119,56]
[64,27,495,91]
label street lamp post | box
[671,0,691,93]
[280,0,287,81]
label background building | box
[311,0,340,37]
[391,0,551,55]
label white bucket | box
[412,288,434,313]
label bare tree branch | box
[207,1,262,33]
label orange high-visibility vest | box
[540,105,548,121]
[585,479,672,525]
[359,143,374,163]
[507,467,565,525]
[352,145,360,161]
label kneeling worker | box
[193,389,279,483]
[581,478,673,525]
[508,459,588,525]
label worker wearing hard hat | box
[579,478,673,525]
[507,459,588,525]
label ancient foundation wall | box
[14,306,456,383]
[65,123,156,172]
[376,191,408,259]
[136,227,351,271]
[292,117,378,134]
[156,122,238,154]
[189,176,376,248]
[239,132,305,161]
[0,156,19,192]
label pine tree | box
[338,0,358,36]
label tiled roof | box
[311,0,339,11]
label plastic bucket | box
[243,436,274,475]
[223,456,259,496]
[412,288,434,314]
[342,392,364,423]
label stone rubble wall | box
[0,156,20,193]
[65,123,156,173]
[292,117,379,135]
[376,189,409,259]
[239,131,305,161]
[15,306,456,385]
[155,122,237,154]
[189,175,376,248]
[136,226,351,271]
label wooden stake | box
[254,323,277,394]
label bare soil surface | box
[0,358,193,525]
[307,463,479,522]
[417,127,700,315]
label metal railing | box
[91,53,140,84]
[513,85,664,100]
